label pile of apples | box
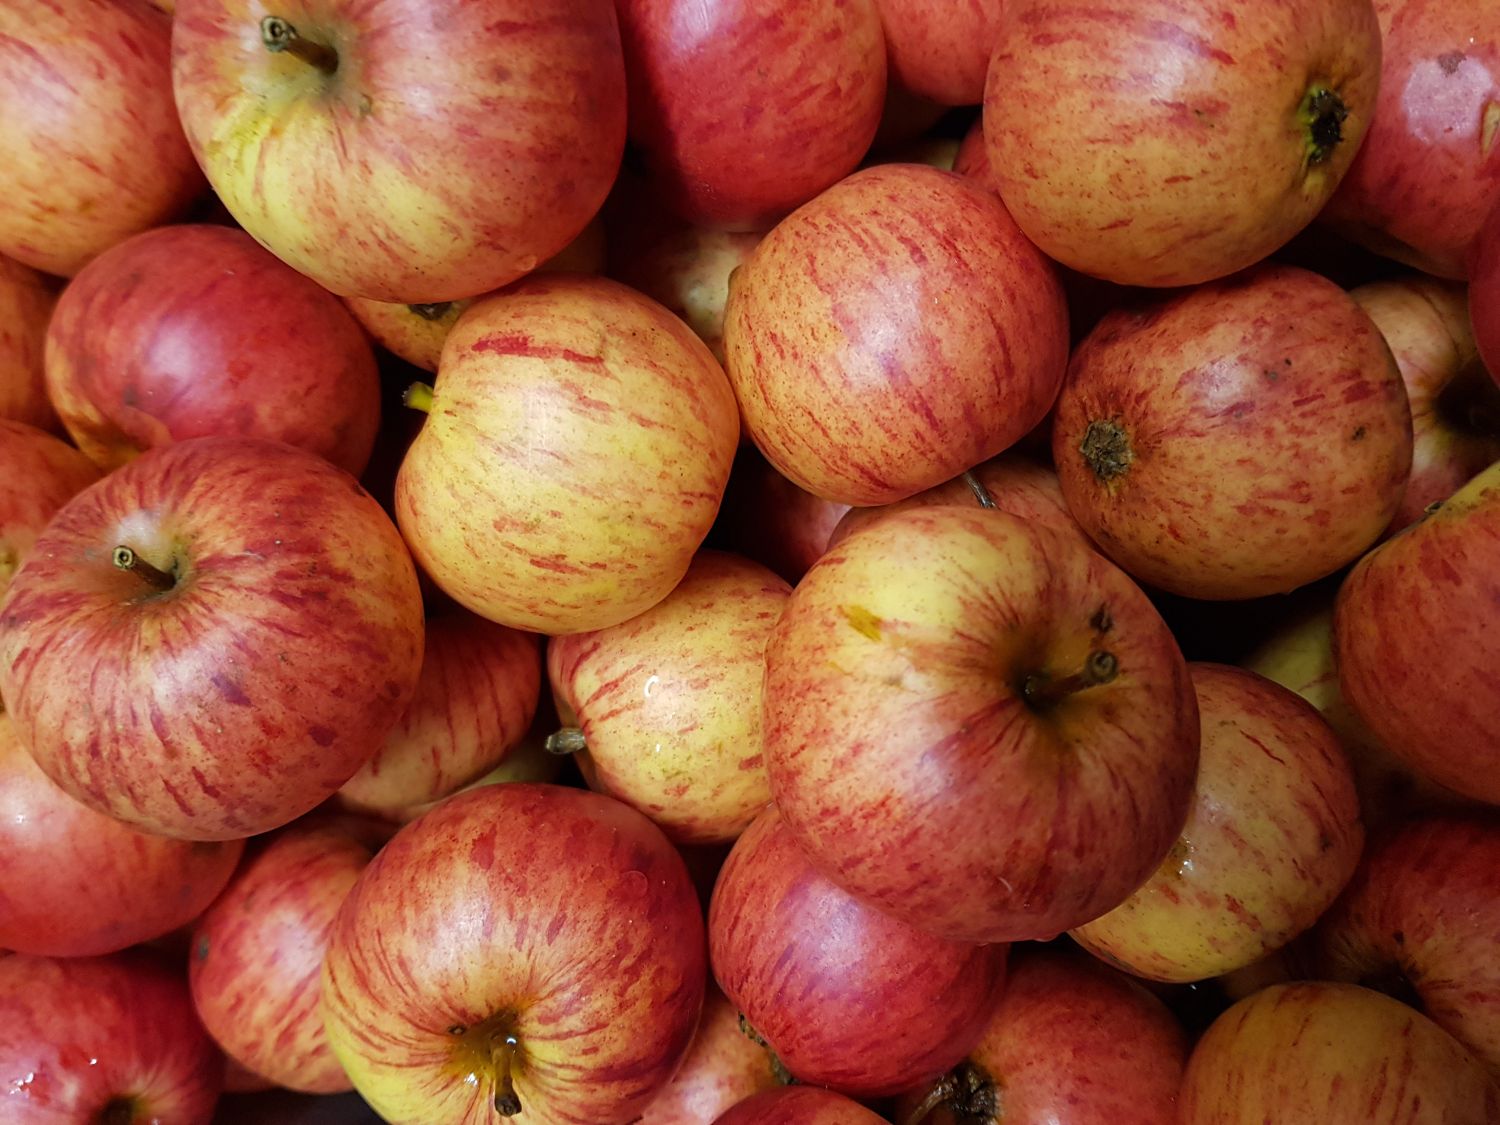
[5,0,1500,1122]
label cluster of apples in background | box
[6,0,1500,1121]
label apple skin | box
[0,950,224,1124]
[1469,198,1500,380]
[0,0,204,278]
[1177,982,1500,1123]
[983,0,1381,287]
[172,0,625,303]
[1351,276,1500,532]
[548,550,787,844]
[0,435,426,841]
[764,505,1199,945]
[1334,461,1500,804]
[709,805,1009,1098]
[615,0,886,232]
[190,820,375,1094]
[723,163,1070,506]
[0,256,58,432]
[713,448,850,585]
[395,274,739,635]
[1070,664,1364,984]
[1318,0,1500,279]
[1317,814,1500,1074]
[0,712,243,958]
[873,0,1005,106]
[711,1088,887,1125]
[321,782,706,1125]
[1053,264,1413,601]
[44,224,381,476]
[0,420,100,598]
[637,982,783,1125]
[337,607,540,821]
[893,947,1188,1125]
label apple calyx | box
[98,1096,139,1125]
[736,1012,795,1086]
[1021,649,1120,710]
[1079,419,1133,482]
[112,545,175,594]
[1298,86,1349,169]
[543,727,587,756]
[403,382,436,414]
[446,1015,524,1116]
[1437,359,1500,436]
[259,16,338,76]
[409,302,455,322]
[962,470,997,509]
[904,1060,999,1125]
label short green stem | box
[962,470,997,509]
[404,382,436,414]
[544,727,587,756]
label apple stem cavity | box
[112,546,175,593]
[403,382,436,414]
[1299,86,1349,167]
[962,470,997,509]
[1079,419,1133,481]
[259,16,339,76]
[1021,649,1120,709]
[491,1033,522,1116]
[903,1060,998,1125]
[544,727,587,755]
[98,1097,138,1125]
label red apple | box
[637,982,783,1124]
[874,0,1004,105]
[1319,0,1500,279]
[0,255,57,431]
[1052,264,1413,600]
[548,550,786,844]
[0,421,99,599]
[44,224,381,476]
[1469,197,1500,379]
[723,163,1069,506]
[953,116,996,192]
[0,436,426,840]
[1334,460,1500,804]
[394,274,739,634]
[709,805,1008,1098]
[191,820,375,1094]
[172,0,625,302]
[763,505,1199,945]
[615,0,887,231]
[0,951,223,1124]
[1178,982,1500,1123]
[893,947,1188,1125]
[983,0,1381,287]
[713,447,850,585]
[337,607,540,821]
[1070,664,1364,983]
[0,713,243,958]
[321,783,705,1123]
[1317,813,1500,1073]
[0,0,203,277]
[712,1088,887,1125]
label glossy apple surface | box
[874,0,1005,105]
[0,421,99,598]
[637,982,783,1124]
[712,1087,886,1125]
[0,256,57,431]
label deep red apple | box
[712,1087,886,1125]
[615,0,887,231]
[764,504,1199,944]
[874,0,1005,106]
[637,982,783,1124]
[0,436,426,840]
[0,421,100,599]
[0,951,223,1124]
[0,0,204,277]
[713,447,850,585]
[191,820,375,1094]
[709,805,1008,1098]
[1466,194,1500,382]
[321,783,705,1123]
[44,224,382,476]
[1319,0,1500,279]
[1052,264,1413,600]
[0,255,57,432]
[723,163,1070,506]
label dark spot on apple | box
[1424,500,1444,517]
[195,935,210,962]
[1091,605,1113,632]
[1300,87,1349,165]
[97,1097,138,1125]
[1393,930,1405,946]
[408,302,453,322]
[1079,418,1133,481]
[1262,368,1279,382]
[1318,832,1333,851]
[1351,426,1366,441]
[308,725,336,747]
[1439,51,1465,75]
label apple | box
[1317,813,1500,1074]
[615,0,887,231]
[337,606,540,821]
[1070,663,1364,983]
[637,982,784,1124]
[873,0,1005,106]
[547,550,787,844]
[712,1088,887,1125]
[709,805,1009,1098]
[871,136,963,172]
[0,950,223,1124]
[723,163,1070,506]
[1052,264,1413,600]
[0,435,426,841]
[394,274,739,634]
[713,447,850,585]
[1469,197,1500,379]
[0,255,58,432]
[983,0,1381,287]
[0,0,204,278]
[191,820,376,1094]
[0,712,243,958]
[0,421,100,599]
[44,223,382,476]
[1318,0,1500,279]
[763,505,1199,945]
[1334,460,1500,804]
[953,116,995,194]
[171,0,625,302]
[321,782,705,1123]
[1177,982,1500,1123]
[893,946,1188,1125]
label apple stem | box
[112,546,175,593]
[408,302,455,322]
[1022,649,1119,708]
[259,16,339,76]
[404,382,436,414]
[1299,86,1349,167]
[903,1078,954,1125]
[544,727,587,756]
[491,1033,521,1116]
[962,470,996,509]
